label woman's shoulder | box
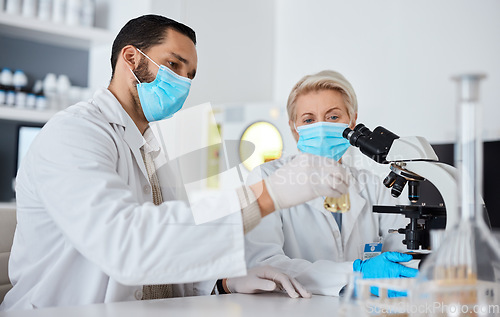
[245,155,296,185]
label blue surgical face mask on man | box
[296,122,351,161]
[129,48,191,122]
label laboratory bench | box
[0,293,340,317]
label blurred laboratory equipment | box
[21,0,37,17]
[13,69,28,108]
[80,0,94,27]
[3,0,96,28]
[52,0,65,24]
[0,68,14,106]
[339,272,368,317]
[5,0,20,15]
[32,79,47,110]
[42,72,58,109]
[0,67,89,111]
[56,73,71,106]
[411,74,500,316]
[37,0,51,21]
[340,271,420,316]
[65,0,80,26]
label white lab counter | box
[0,293,340,317]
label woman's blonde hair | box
[286,70,358,123]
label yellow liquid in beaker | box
[324,193,350,213]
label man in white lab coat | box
[0,16,351,311]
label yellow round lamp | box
[239,121,283,171]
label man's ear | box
[122,45,140,70]
[289,119,299,142]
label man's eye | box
[168,61,178,68]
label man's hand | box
[225,266,311,298]
[251,153,349,215]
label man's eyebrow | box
[171,52,188,64]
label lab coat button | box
[334,232,340,238]
[134,289,143,300]
[143,185,151,194]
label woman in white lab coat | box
[244,70,415,296]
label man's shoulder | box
[54,99,103,121]
[45,98,111,134]
[37,99,120,156]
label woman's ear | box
[349,113,358,129]
[289,119,299,142]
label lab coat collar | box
[142,127,161,156]
[341,166,367,245]
[90,88,149,180]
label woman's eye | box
[304,119,313,124]
[328,115,339,121]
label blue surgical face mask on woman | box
[129,48,191,122]
[296,122,351,161]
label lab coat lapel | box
[91,88,149,181]
[123,128,148,181]
[341,171,367,245]
[305,197,341,231]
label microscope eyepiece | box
[342,123,400,164]
[353,123,371,135]
[342,127,353,140]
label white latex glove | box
[264,153,349,210]
[225,266,311,298]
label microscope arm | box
[403,161,458,230]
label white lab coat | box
[0,88,246,311]
[244,155,409,296]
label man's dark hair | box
[110,14,196,78]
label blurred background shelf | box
[0,201,16,211]
[0,106,57,123]
[0,12,114,49]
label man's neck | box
[108,81,149,135]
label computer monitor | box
[419,141,500,228]
[16,125,43,173]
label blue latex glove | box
[353,252,418,297]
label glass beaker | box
[324,193,351,213]
[410,74,500,316]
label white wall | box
[274,0,500,143]
[92,1,500,144]
[89,0,154,90]
[152,0,276,107]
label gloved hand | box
[225,266,311,298]
[264,153,349,210]
[353,252,418,297]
